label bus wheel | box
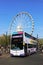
[10,54,14,57]
[28,50,30,56]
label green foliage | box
[38,39,43,48]
[0,34,10,47]
[39,39,43,44]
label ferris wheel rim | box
[8,11,34,35]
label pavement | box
[0,52,43,65]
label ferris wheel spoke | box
[8,12,34,35]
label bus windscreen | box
[11,34,23,50]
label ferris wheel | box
[8,12,34,35]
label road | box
[0,52,43,65]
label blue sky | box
[0,0,43,38]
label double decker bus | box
[10,31,37,56]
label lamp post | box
[37,34,39,50]
[6,32,8,47]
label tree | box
[38,39,43,48]
[0,34,10,47]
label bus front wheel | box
[28,50,30,56]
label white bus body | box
[10,32,37,56]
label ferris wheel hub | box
[16,25,23,32]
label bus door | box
[24,44,27,56]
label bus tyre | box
[10,54,13,57]
[29,50,30,56]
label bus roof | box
[12,31,37,40]
[25,32,37,40]
[12,31,23,35]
